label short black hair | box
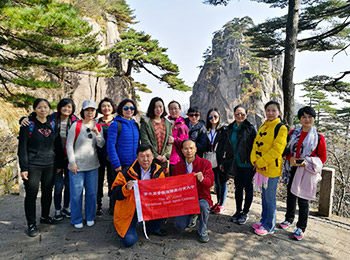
[264,100,281,112]
[234,104,247,113]
[57,98,75,117]
[137,144,154,155]
[181,139,195,149]
[206,108,221,130]
[298,106,316,119]
[33,98,51,110]
[168,100,181,110]
[146,97,167,119]
[187,106,200,114]
[116,98,138,116]
[97,97,117,114]
[80,108,98,119]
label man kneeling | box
[111,144,166,247]
[173,139,214,243]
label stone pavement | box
[0,191,349,260]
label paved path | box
[0,191,349,260]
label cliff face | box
[190,18,284,127]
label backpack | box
[73,120,102,146]
[28,120,55,139]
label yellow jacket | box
[250,118,288,178]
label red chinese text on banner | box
[134,173,200,222]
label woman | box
[185,106,207,157]
[96,98,116,216]
[106,98,139,212]
[18,98,60,237]
[66,100,105,229]
[279,106,327,241]
[167,101,189,175]
[251,101,287,236]
[221,105,256,224]
[204,108,227,214]
[140,97,172,174]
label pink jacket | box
[291,157,323,200]
[168,116,189,165]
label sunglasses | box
[123,106,135,111]
[208,115,218,120]
[234,113,246,117]
[188,113,200,117]
[86,128,93,139]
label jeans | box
[285,167,309,232]
[260,177,279,232]
[23,165,55,225]
[121,214,164,247]
[234,167,255,214]
[213,167,227,206]
[69,168,98,225]
[54,167,70,210]
[97,158,115,206]
[174,199,210,235]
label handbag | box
[203,151,217,168]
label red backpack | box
[73,120,102,146]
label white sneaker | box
[87,220,95,227]
[74,223,83,229]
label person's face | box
[60,103,73,117]
[154,101,164,117]
[137,149,154,170]
[35,101,50,118]
[265,104,281,121]
[300,113,315,129]
[122,102,135,119]
[84,108,96,120]
[208,111,220,125]
[181,140,197,160]
[188,112,200,125]
[101,101,113,116]
[234,107,247,124]
[168,102,181,119]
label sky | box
[126,0,349,111]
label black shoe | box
[237,213,249,225]
[149,229,167,236]
[199,231,209,243]
[28,224,38,237]
[96,207,103,216]
[40,216,58,225]
[231,211,242,223]
[61,208,71,218]
[54,212,63,221]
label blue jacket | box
[107,115,139,169]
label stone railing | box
[318,167,335,217]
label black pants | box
[234,167,255,214]
[97,158,115,206]
[285,167,309,232]
[24,165,55,225]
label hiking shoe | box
[199,232,210,243]
[252,221,263,230]
[188,215,198,228]
[279,220,294,230]
[87,220,95,227]
[61,208,71,218]
[210,203,219,213]
[231,211,242,223]
[28,224,38,237]
[211,205,226,214]
[74,223,83,229]
[237,213,249,225]
[40,216,58,225]
[293,228,304,241]
[254,226,274,236]
[96,207,103,216]
[54,211,63,221]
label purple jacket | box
[168,116,189,165]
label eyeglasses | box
[234,113,246,117]
[123,106,135,111]
[188,113,200,117]
[86,128,93,139]
[208,115,218,120]
[169,107,179,111]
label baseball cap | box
[82,100,97,110]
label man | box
[173,139,214,243]
[111,144,166,247]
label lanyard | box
[210,130,217,146]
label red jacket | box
[173,155,214,206]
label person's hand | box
[56,169,61,174]
[194,172,204,182]
[219,165,224,172]
[254,162,265,171]
[21,171,28,180]
[70,164,78,174]
[168,135,174,144]
[126,180,134,190]
[91,126,100,136]
[21,117,30,127]
[115,166,122,172]
[157,155,167,163]
[290,157,298,167]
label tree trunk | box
[282,0,300,128]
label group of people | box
[17,96,326,246]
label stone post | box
[318,167,335,217]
